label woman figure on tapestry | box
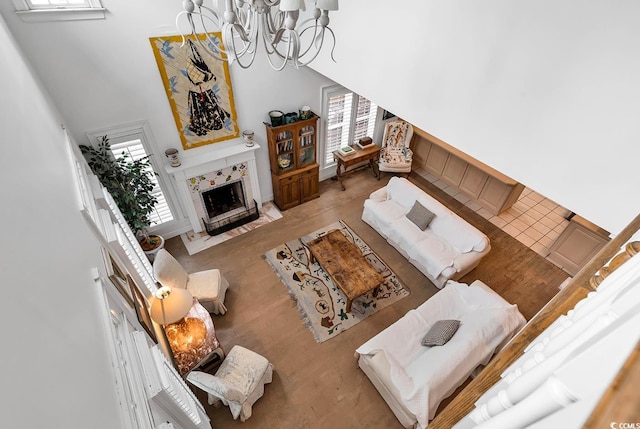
[185,39,231,136]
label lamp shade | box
[280,0,302,11]
[150,286,193,325]
[317,0,338,11]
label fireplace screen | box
[199,179,260,236]
[201,180,246,220]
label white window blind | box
[323,87,378,166]
[325,92,353,165]
[353,96,378,144]
[110,139,174,226]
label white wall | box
[0,1,334,238]
[3,1,638,234]
[309,0,640,234]
[0,13,123,429]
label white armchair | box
[187,345,273,422]
[378,120,414,176]
[153,248,230,315]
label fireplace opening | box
[202,180,246,220]
[200,179,260,236]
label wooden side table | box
[333,144,380,190]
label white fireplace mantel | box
[165,142,262,233]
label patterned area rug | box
[180,201,282,255]
[264,220,410,343]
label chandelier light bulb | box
[183,0,195,13]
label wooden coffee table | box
[306,229,384,312]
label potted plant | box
[80,136,164,261]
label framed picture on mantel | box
[149,32,239,150]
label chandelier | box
[176,0,339,71]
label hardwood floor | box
[164,171,568,428]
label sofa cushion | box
[387,177,435,210]
[411,235,458,279]
[363,198,409,241]
[421,319,461,346]
[406,201,436,230]
[430,214,488,253]
[365,198,407,223]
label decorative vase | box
[242,130,255,147]
[284,112,298,124]
[165,148,181,167]
[299,105,311,119]
[269,110,284,127]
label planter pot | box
[140,234,165,263]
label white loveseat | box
[356,280,526,429]
[362,177,491,288]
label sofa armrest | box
[187,371,245,403]
[453,249,486,274]
[369,186,388,202]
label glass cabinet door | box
[275,130,295,172]
[298,125,315,167]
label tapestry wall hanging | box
[149,33,239,150]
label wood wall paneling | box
[410,126,524,215]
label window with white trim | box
[321,85,379,167]
[109,139,174,227]
[86,123,175,231]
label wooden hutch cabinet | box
[265,113,320,210]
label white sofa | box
[362,177,491,288]
[356,280,526,429]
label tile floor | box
[415,168,573,265]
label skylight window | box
[26,0,93,9]
[13,0,105,21]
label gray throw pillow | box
[406,201,436,230]
[421,319,461,346]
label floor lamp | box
[150,286,222,376]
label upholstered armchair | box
[378,120,414,176]
[187,345,273,422]
[153,248,230,315]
